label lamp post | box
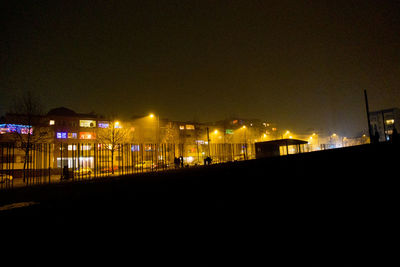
[206,127,210,157]
[242,125,247,160]
[149,113,160,145]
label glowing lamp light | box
[149,114,155,118]
[214,130,218,134]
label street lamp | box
[149,113,159,141]
[242,125,247,160]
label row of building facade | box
[2,106,395,177]
[0,107,280,173]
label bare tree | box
[8,91,51,182]
[97,119,130,174]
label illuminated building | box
[255,139,308,158]
[369,108,400,142]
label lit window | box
[49,120,55,125]
[179,125,185,130]
[225,129,233,134]
[386,119,394,125]
[131,145,140,152]
[68,145,77,151]
[79,120,96,128]
[186,124,195,130]
[56,132,67,139]
[79,132,96,139]
[98,121,110,128]
[68,133,77,139]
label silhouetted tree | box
[8,91,51,182]
[97,119,130,174]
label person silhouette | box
[372,125,380,144]
[391,127,399,144]
[62,165,69,180]
[179,156,184,168]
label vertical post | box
[206,127,210,157]
[364,90,373,142]
[286,140,289,155]
[60,142,63,180]
[381,111,387,142]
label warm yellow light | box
[286,130,290,134]
[332,133,337,137]
[149,114,154,118]
[214,130,218,134]
[312,133,316,136]
[386,119,394,125]
[263,134,267,138]
[242,125,246,129]
[289,136,293,139]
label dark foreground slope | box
[0,144,397,264]
[1,143,396,218]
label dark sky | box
[1,0,400,136]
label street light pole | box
[207,127,210,157]
[364,90,373,143]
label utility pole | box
[364,90,373,142]
[206,127,210,157]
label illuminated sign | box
[56,132,67,139]
[179,125,185,130]
[186,124,195,130]
[0,124,32,134]
[79,120,96,128]
[225,129,234,134]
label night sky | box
[1,0,400,136]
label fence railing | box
[1,142,255,189]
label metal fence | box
[1,142,254,189]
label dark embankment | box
[1,143,396,263]
[1,143,396,220]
